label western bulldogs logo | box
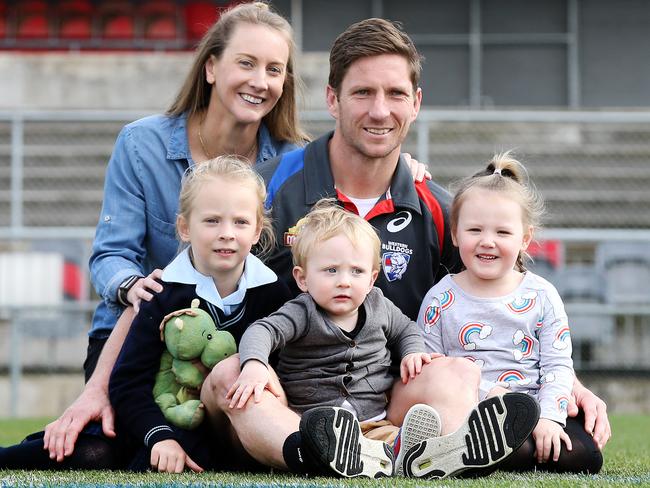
[382,252,410,281]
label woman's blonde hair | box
[291,199,381,270]
[451,151,545,271]
[167,1,308,144]
[177,155,275,257]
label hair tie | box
[493,168,502,176]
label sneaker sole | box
[394,403,442,476]
[403,392,539,479]
[299,407,394,478]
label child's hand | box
[226,360,270,409]
[400,352,434,383]
[533,418,572,463]
[150,439,203,473]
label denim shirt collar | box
[161,247,278,312]
[166,115,192,162]
[164,115,280,166]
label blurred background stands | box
[2,0,650,416]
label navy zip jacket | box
[258,131,461,321]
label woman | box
[0,2,306,470]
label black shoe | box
[299,406,393,478]
[402,392,540,479]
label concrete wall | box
[0,374,84,418]
[0,51,329,111]
[0,52,189,111]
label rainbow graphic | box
[463,356,485,368]
[423,303,440,327]
[506,295,537,314]
[556,327,570,342]
[458,322,492,350]
[514,335,534,360]
[497,370,531,387]
[439,290,455,310]
[519,335,534,357]
[498,370,526,383]
[536,313,544,328]
[553,327,571,350]
[557,395,570,412]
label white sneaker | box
[402,393,540,479]
[393,403,442,477]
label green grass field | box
[1,415,649,487]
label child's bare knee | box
[201,354,241,407]
[450,356,481,385]
[429,356,480,393]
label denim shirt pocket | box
[146,210,180,268]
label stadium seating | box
[526,239,563,282]
[141,0,179,40]
[556,264,606,303]
[595,241,650,305]
[0,1,6,39]
[98,1,134,40]
[184,0,222,42]
[58,0,93,40]
[15,0,50,39]
[0,0,233,50]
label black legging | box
[0,338,120,470]
[497,411,603,474]
[0,430,118,470]
[462,410,603,477]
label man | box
[200,18,540,480]
[258,16,609,460]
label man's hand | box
[569,379,611,450]
[403,153,432,182]
[43,384,115,461]
[127,268,163,313]
[150,439,203,473]
[533,418,572,463]
[226,360,271,409]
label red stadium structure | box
[0,0,238,51]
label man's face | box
[327,54,422,162]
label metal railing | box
[2,109,650,416]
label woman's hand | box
[403,153,431,182]
[569,378,611,449]
[126,268,164,313]
[43,384,115,461]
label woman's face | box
[206,23,290,125]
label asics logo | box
[387,211,412,233]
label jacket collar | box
[304,131,423,215]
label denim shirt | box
[88,113,298,338]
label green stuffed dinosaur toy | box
[153,298,237,430]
